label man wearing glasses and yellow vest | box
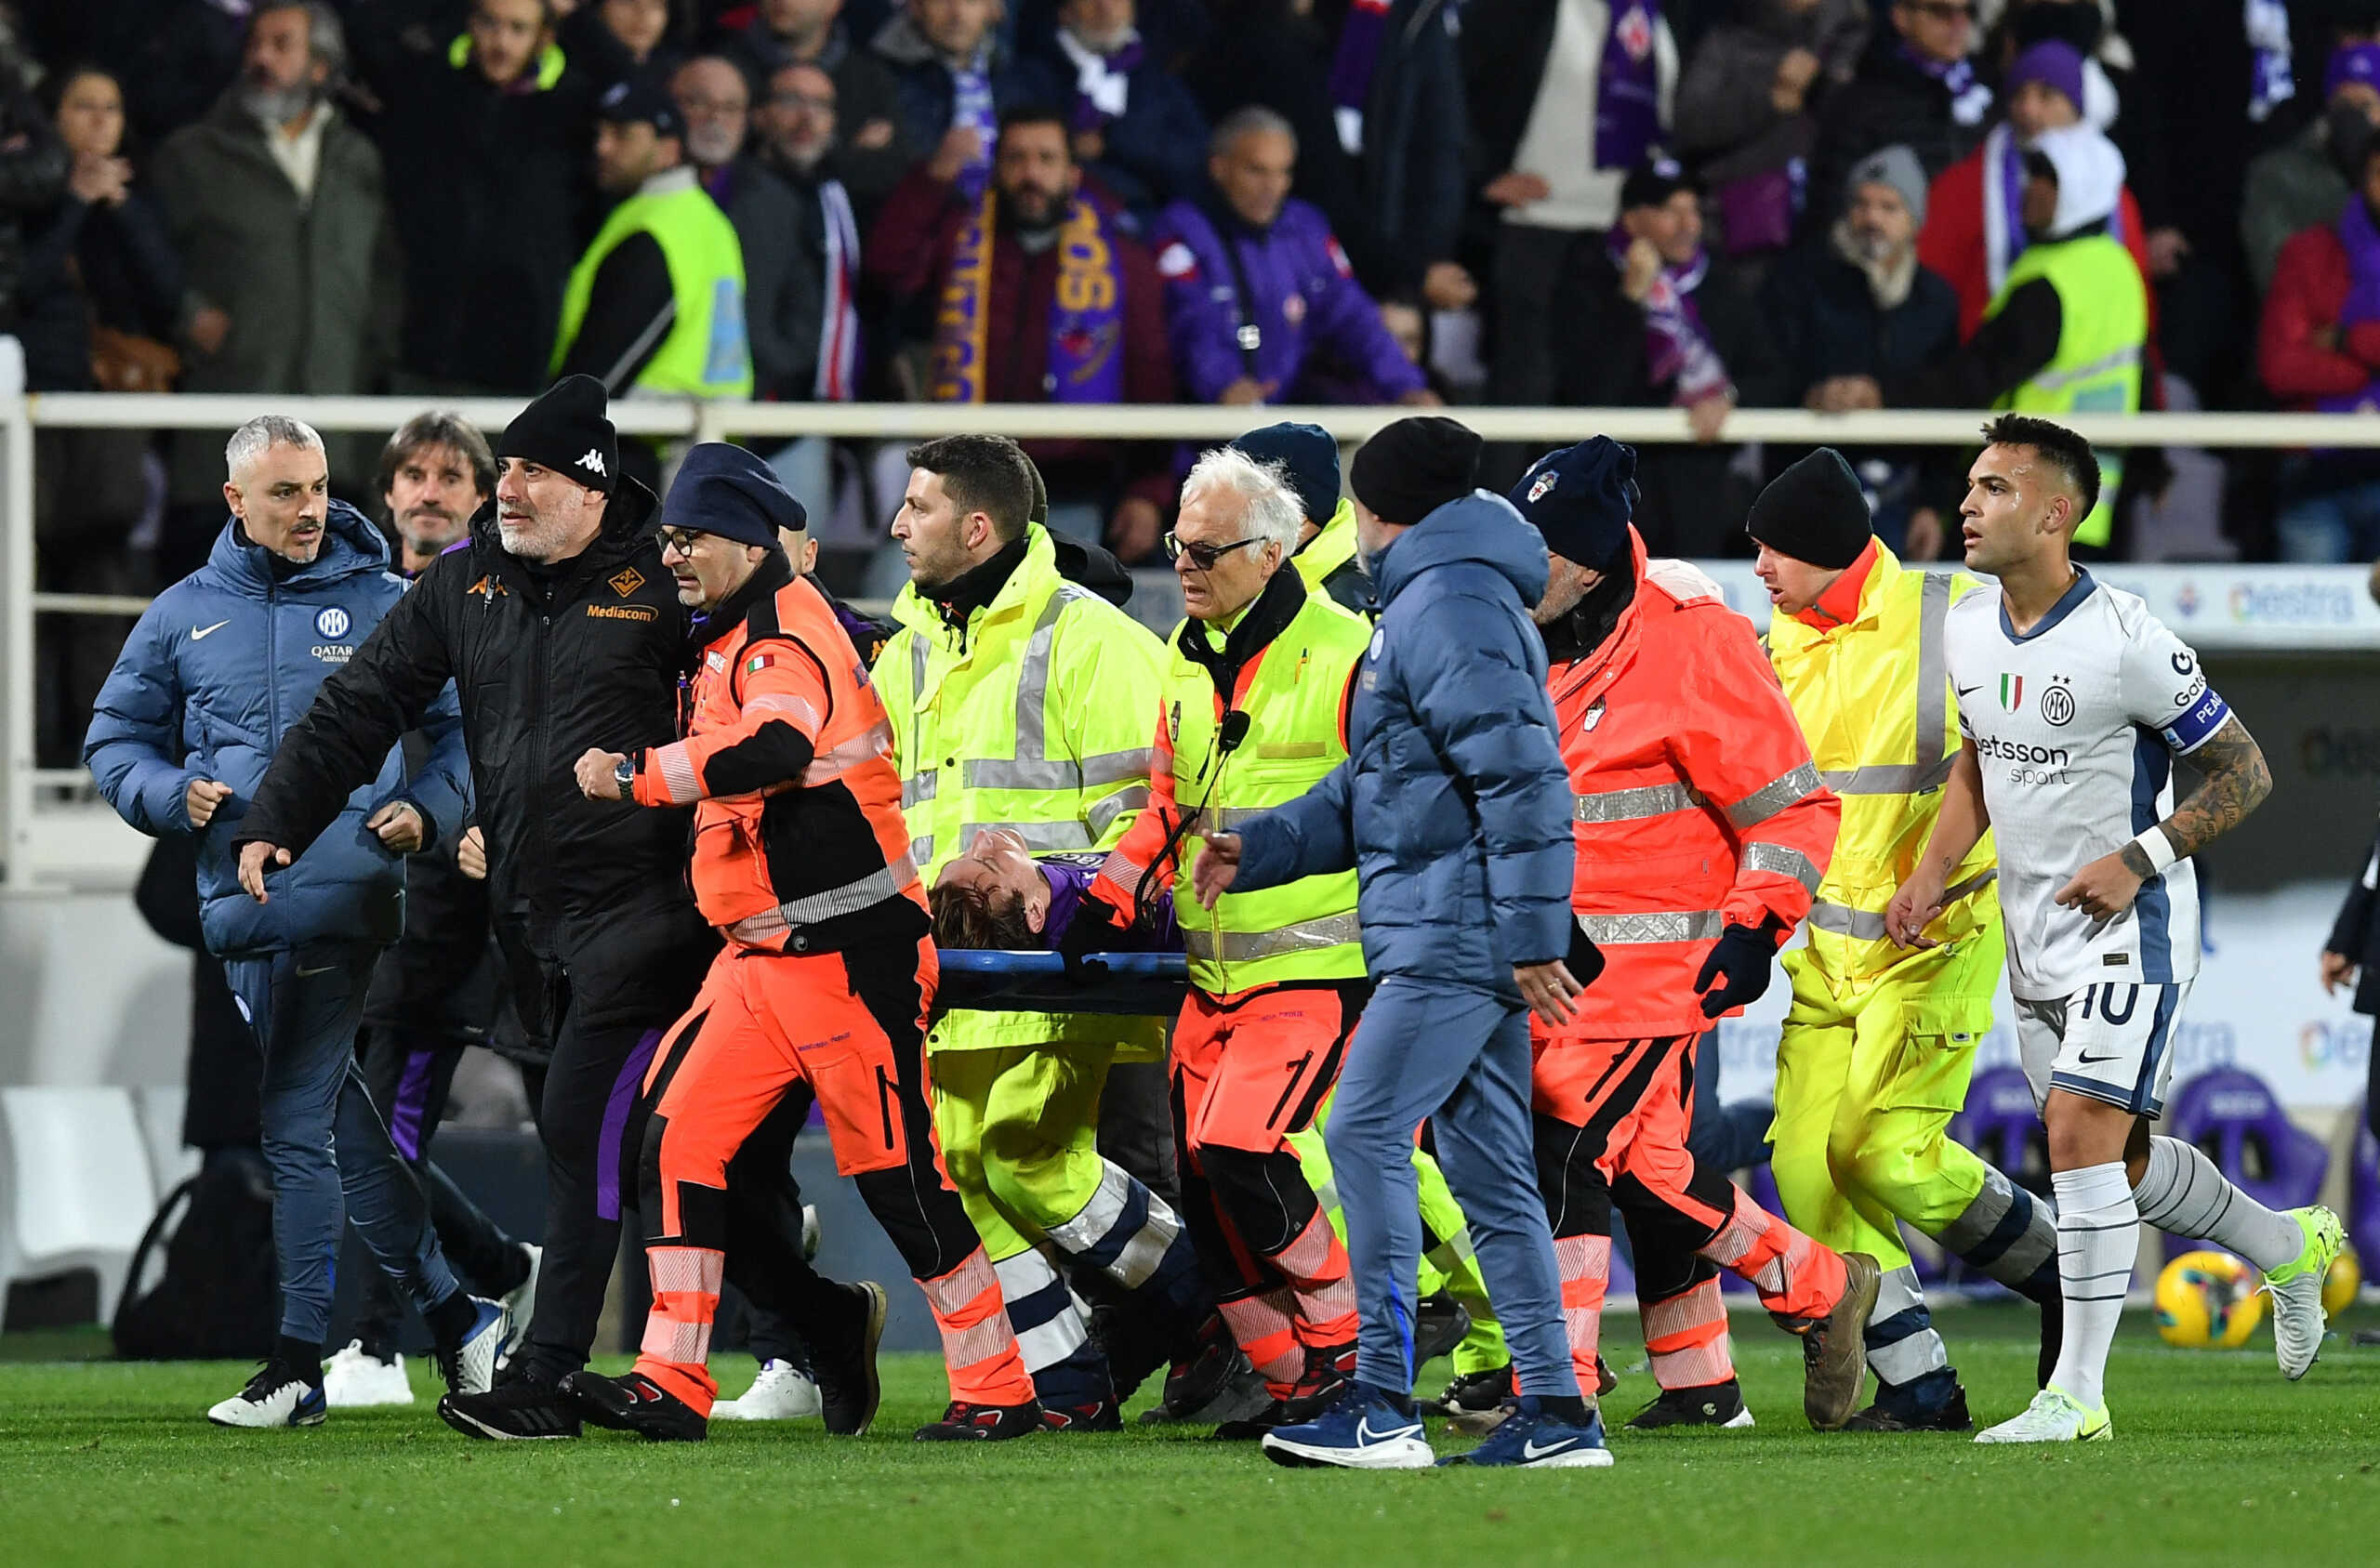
[1071,446,1374,1435]
[1752,449,2066,1431]
[874,434,1211,1431]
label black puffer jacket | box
[238,480,703,963]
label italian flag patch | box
[745,653,774,676]
[1999,674,2025,712]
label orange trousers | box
[1172,982,1361,1399]
[1532,1031,1847,1393]
[631,937,1033,1416]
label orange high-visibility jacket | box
[1548,528,1841,1040]
[631,557,923,952]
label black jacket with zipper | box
[236,480,707,976]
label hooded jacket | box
[234,479,707,968]
[1230,491,1574,996]
[86,503,468,956]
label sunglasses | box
[1162,532,1264,571]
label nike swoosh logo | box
[2074,1049,2122,1065]
[192,619,231,639]
[294,964,338,978]
[1954,683,1982,698]
[1521,1437,1578,1459]
[1355,1416,1417,1443]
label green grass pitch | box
[3,1305,2376,1567]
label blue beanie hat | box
[1229,421,1342,527]
[1507,438,1639,570]
[663,441,808,549]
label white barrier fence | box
[14,394,2380,892]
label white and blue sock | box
[2046,1162,2137,1413]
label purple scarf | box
[1060,30,1145,132]
[1898,41,1993,126]
[1611,231,1728,404]
[2320,197,2380,413]
[1329,0,1393,134]
[930,190,1127,404]
[1596,0,1663,170]
[949,49,998,202]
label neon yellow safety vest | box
[873,525,1167,1053]
[553,174,753,399]
[1985,231,2146,550]
[1766,545,2003,1033]
[1292,498,1359,597]
[447,33,567,90]
[1162,589,1371,995]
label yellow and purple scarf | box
[931,190,1127,404]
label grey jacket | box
[1674,0,1868,184]
[151,94,402,502]
[2242,118,2349,294]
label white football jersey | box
[1942,570,2230,1001]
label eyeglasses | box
[1162,532,1263,571]
[657,526,707,556]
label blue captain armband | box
[2162,687,2231,754]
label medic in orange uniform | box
[557,444,1040,1443]
[1507,439,1881,1435]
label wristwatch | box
[614,756,637,798]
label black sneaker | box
[1411,1294,1473,1370]
[1209,1402,1289,1442]
[914,1400,1042,1441]
[1157,1311,1242,1418]
[1844,1382,1973,1432]
[1625,1379,1754,1430]
[1280,1341,1355,1421]
[1039,1397,1123,1432]
[1088,1299,1174,1405]
[437,1375,582,1441]
[808,1280,887,1437]
[1420,1362,1511,1418]
[561,1369,707,1442]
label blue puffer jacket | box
[85,503,467,957]
[1234,491,1575,997]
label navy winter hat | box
[664,441,808,548]
[1507,437,1639,571]
[1350,415,1482,526]
[597,72,684,140]
[1230,421,1342,527]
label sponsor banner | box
[1713,881,2372,1112]
[1687,562,2380,650]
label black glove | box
[1567,919,1607,992]
[1695,918,1784,1019]
[1055,896,1127,982]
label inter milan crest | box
[2040,674,2076,727]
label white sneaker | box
[323,1341,414,1408]
[437,1298,508,1396]
[208,1360,326,1428]
[1974,1387,2110,1444]
[714,1359,823,1420]
[498,1244,542,1365]
[2265,1206,2345,1381]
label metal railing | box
[12,392,2380,890]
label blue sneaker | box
[1261,1381,1434,1469]
[437,1297,508,1397]
[1438,1398,1614,1469]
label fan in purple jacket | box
[1152,108,1433,407]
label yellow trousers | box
[931,1042,1116,1263]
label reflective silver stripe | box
[1081,747,1153,786]
[727,849,920,941]
[1741,841,1820,893]
[1012,585,1090,763]
[1210,805,1275,828]
[1575,910,1726,944]
[797,720,893,788]
[1819,755,1957,795]
[1723,761,1822,828]
[1182,912,1363,962]
[910,833,933,864]
[965,756,1079,790]
[1808,868,1996,943]
[903,771,937,808]
[2028,344,2141,393]
[958,820,1092,851]
[1914,572,1951,783]
[1574,782,1702,823]
[1086,786,1149,839]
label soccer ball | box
[2154,1250,2265,1349]
[2323,1245,2361,1317]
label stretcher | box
[934,951,1189,1015]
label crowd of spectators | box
[15,0,2380,758]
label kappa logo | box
[1527,468,1559,504]
[469,574,509,602]
[609,566,645,597]
[577,448,608,478]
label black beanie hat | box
[1744,448,1872,569]
[1231,421,1341,526]
[501,376,618,495]
[665,441,807,549]
[1508,437,1638,572]
[1349,415,1482,527]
